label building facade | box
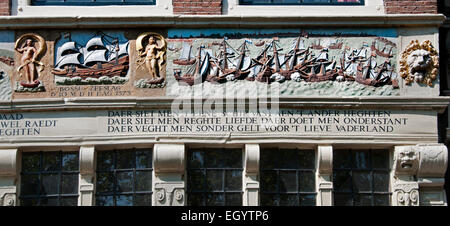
[0,0,448,206]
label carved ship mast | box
[173,42,196,65]
[174,45,211,86]
[52,35,129,78]
[300,49,337,82]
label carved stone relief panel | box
[11,29,167,100]
[393,182,419,206]
[166,28,400,97]
[400,40,439,87]
[0,30,14,101]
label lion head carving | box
[400,40,439,86]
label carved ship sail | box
[300,49,337,82]
[174,45,212,86]
[173,42,196,65]
[52,35,129,79]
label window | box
[20,151,79,206]
[187,148,243,206]
[333,149,391,206]
[95,149,153,206]
[260,148,316,206]
[239,0,364,5]
[31,0,156,6]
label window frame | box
[19,150,80,206]
[94,148,154,206]
[186,148,244,206]
[332,149,392,206]
[31,0,156,6]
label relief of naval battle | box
[167,30,401,96]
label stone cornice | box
[0,96,449,113]
[0,14,445,29]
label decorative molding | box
[154,182,184,206]
[0,187,16,206]
[393,181,419,206]
[245,144,259,175]
[316,145,333,206]
[79,146,95,206]
[1,97,449,113]
[244,144,259,206]
[0,15,445,29]
[153,143,185,174]
[0,149,17,177]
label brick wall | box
[384,0,438,14]
[0,0,10,16]
[173,0,222,15]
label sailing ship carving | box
[51,33,129,79]
[172,36,399,88]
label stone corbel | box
[153,144,185,206]
[417,144,448,206]
[244,144,260,206]
[79,146,95,206]
[0,149,18,206]
[316,145,333,206]
[392,146,420,206]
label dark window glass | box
[31,0,155,6]
[95,148,153,206]
[240,0,364,5]
[333,149,391,206]
[187,148,243,206]
[20,151,79,206]
[260,149,316,206]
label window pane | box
[374,194,390,206]
[206,193,225,206]
[353,171,371,192]
[373,172,389,192]
[42,152,60,171]
[333,150,351,168]
[299,194,316,206]
[41,174,59,195]
[20,198,39,206]
[62,174,78,194]
[135,150,151,169]
[352,150,370,169]
[225,170,242,191]
[97,151,114,171]
[280,149,300,169]
[372,150,389,169]
[260,171,277,192]
[188,170,205,191]
[116,195,133,206]
[354,194,373,206]
[62,153,79,171]
[40,197,59,206]
[135,171,152,191]
[206,170,223,191]
[333,171,352,192]
[279,171,297,192]
[298,150,315,169]
[187,149,243,206]
[60,197,78,206]
[96,172,114,193]
[116,171,133,192]
[225,193,242,206]
[20,174,40,195]
[135,194,152,206]
[116,150,134,169]
[22,153,40,172]
[334,194,353,206]
[96,195,114,206]
[299,171,315,192]
[280,194,298,206]
[261,194,279,206]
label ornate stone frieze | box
[418,145,448,178]
[399,40,439,87]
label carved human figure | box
[141,36,165,79]
[16,39,39,84]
